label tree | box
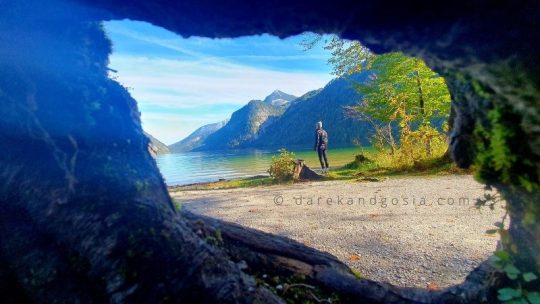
[306,35,451,166]
[354,53,450,125]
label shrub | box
[368,124,448,170]
[343,153,373,170]
[268,149,296,182]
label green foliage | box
[494,263,540,303]
[474,107,517,185]
[326,36,374,76]
[173,199,182,211]
[204,229,224,246]
[342,153,373,170]
[527,292,540,304]
[355,53,450,124]
[351,268,363,279]
[306,35,451,169]
[302,34,373,76]
[355,53,451,168]
[268,149,296,182]
[474,105,539,193]
[470,77,539,297]
[333,149,461,181]
[498,288,522,302]
[488,221,539,304]
[523,272,538,283]
[254,273,341,304]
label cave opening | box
[2,0,538,302]
[103,19,504,290]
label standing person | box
[314,121,329,173]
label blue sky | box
[104,20,334,144]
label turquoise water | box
[155,147,362,185]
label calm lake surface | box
[156,146,362,185]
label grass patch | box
[330,150,472,181]
[169,175,280,192]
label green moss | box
[172,199,182,211]
[468,73,540,295]
[204,229,224,246]
[254,274,341,304]
[473,105,539,193]
[351,268,363,279]
[471,79,493,99]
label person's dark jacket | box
[314,128,328,150]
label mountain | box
[194,99,286,150]
[251,72,374,149]
[168,120,228,153]
[263,90,297,107]
[173,80,374,152]
[144,132,170,156]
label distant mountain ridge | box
[194,99,287,150]
[169,120,228,153]
[252,73,373,149]
[168,74,374,152]
[144,132,169,156]
[263,90,297,107]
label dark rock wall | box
[0,1,278,302]
[1,0,539,300]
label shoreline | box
[167,163,469,192]
[167,174,273,191]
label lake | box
[155,146,363,185]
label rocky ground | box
[170,175,505,289]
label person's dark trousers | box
[318,147,329,169]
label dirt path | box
[170,175,505,289]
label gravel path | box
[170,175,505,289]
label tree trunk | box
[293,160,323,181]
[414,68,425,116]
[387,123,397,154]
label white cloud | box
[111,55,332,109]
[105,21,335,146]
[109,55,333,144]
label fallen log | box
[181,210,500,303]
